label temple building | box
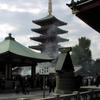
[0,34,52,89]
[29,0,68,59]
[67,0,100,33]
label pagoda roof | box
[30,35,69,43]
[32,15,67,26]
[0,34,53,66]
[57,36,69,42]
[29,43,61,51]
[30,36,47,43]
[31,27,68,35]
[29,44,44,51]
[67,0,100,33]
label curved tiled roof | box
[0,34,53,63]
[32,15,67,26]
[31,27,67,35]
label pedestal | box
[55,71,76,94]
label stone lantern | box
[55,47,76,94]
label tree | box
[71,37,92,71]
[91,59,100,75]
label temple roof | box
[31,27,67,35]
[67,0,100,33]
[30,35,69,43]
[67,0,95,9]
[0,34,53,65]
[32,15,67,26]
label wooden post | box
[31,63,37,88]
[5,64,12,80]
[8,64,12,80]
[5,64,8,80]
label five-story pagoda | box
[29,0,68,59]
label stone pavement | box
[0,86,100,100]
[0,89,53,100]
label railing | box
[34,89,100,100]
[17,89,100,100]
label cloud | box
[0,0,100,60]
[14,33,40,47]
[59,13,100,60]
[0,24,16,39]
[0,3,41,14]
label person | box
[23,80,30,94]
[75,75,83,90]
[47,78,56,93]
[95,73,100,87]
[14,81,20,93]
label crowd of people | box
[14,75,31,94]
[1,73,100,94]
[13,75,56,94]
[75,73,100,90]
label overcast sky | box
[0,0,100,60]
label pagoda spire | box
[48,0,52,16]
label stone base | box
[56,71,76,94]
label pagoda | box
[29,0,68,59]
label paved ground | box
[0,86,100,100]
[0,90,53,100]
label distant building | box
[74,66,92,76]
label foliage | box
[91,59,100,75]
[71,37,92,70]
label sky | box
[0,0,100,60]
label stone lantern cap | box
[59,47,72,53]
[56,47,74,71]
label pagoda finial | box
[48,0,52,16]
[59,47,72,53]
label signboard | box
[39,66,49,75]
